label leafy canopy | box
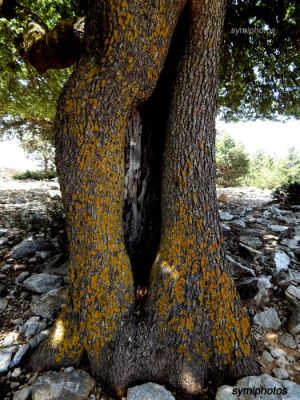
[0,0,299,126]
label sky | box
[216,119,300,158]
[0,140,37,170]
[0,119,299,170]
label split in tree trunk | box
[29,1,260,398]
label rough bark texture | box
[29,0,259,398]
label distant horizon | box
[0,118,299,170]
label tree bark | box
[29,0,259,398]
[147,0,259,394]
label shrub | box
[13,169,57,180]
[216,134,250,187]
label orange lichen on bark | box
[151,196,251,364]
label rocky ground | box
[0,178,299,400]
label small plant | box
[273,182,300,205]
[13,169,57,180]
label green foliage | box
[0,0,77,122]
[0,0,299,125]
[219,0,300,121]
[216,133,250,187]
[273,182,300,205]
[13,169,57,180]
[243,148,300,189]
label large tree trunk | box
[30,0,259,398]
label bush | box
[244,148,300,189]
[273,182,300,205]
[13,169,57,180]
[216,134,250,187]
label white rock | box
[253,308,281,330]
[11,367,21,378]
[270,348,287,359]
[274,251,290,271]
[285,285,300,305]
[0,348,14,373]
[219,211,234,221]
[272,368,289,379]
[268,224,289,233]
[13,386,31,400]
[10,344,30,368]
[261,350,274,364]
[127,383,175,400]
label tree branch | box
[22,18,85,73]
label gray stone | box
[0,348,14,373]
[28,330,49,349]
[253,308,281,330]
[272,368,289,379]
[285,285,300,305]
[287,305,300,334]
[31,288,67,319]
[23,273,63,294]
[0,297,8,310]
[1,264,11,272]
[270,348,287,359]
[24,317,46,337]
[127,383,175,400]
[11,367,21,378]
[274,269,300,287]
[31,370,95,400]
[216,374,300,400]
[240,236,262,249]
[268,224,289,233]
[226,255,255,278]
[13,386,31,400]
[274,251,290,271]
[230,219,246,228]
[279,333,297,349]
[15,271,30,284]
[9,344,30,368]
[219,211,234,221]
[0,236,8,246]
[254,276,272,305]
[275,356,289,366]
[11,238,52,260]
[261,350,274,364]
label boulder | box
[31,370,95,400]
[31,287,67,319]
[274,251,290,271]
[253,308,281,330]
[23,273,63,294]
[11,238,52,260]
[127,383,175,400]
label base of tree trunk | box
[27,307,260,399]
